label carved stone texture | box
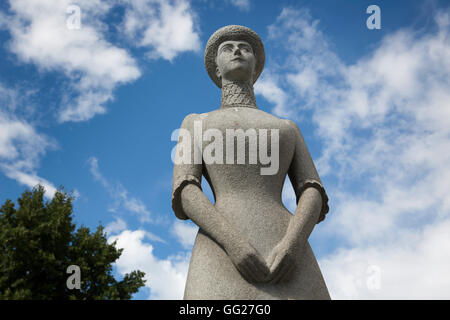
[172,25,330,299]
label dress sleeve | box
[286,120,329,223]
[171,114,203,220]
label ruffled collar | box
[220,81,257,109]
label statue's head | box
[204,25,265,88]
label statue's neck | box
[220,81,257,109]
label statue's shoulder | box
[248,108,293,124]
[257,112,301,134]
[179,112,209,127]
[181,112,201,122]
[283,119,302,135]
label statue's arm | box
[285,119,329,237]
[267,188,322,282]
[267,120,329,283]
[180,184,269,282]
[280,186,323,257]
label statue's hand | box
[225,238,270,283]
[267,238,300,284]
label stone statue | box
[171,25,330,299]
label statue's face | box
[215,40,256,85]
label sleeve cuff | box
[295,179,329,223]
[172,175,202,220]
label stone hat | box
[204,25,265,88]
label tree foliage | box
[0,185,145,299]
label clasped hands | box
[225,236,302,284]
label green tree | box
[0,185,145,299]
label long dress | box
[172,106,330,299]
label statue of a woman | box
[172,25,330,299]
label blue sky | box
[1,0,449,299]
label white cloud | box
[321,218,450,299]
[0,97,56,197]
[105,217,128,235]
[121,0,201,61]
[171,220,198,249]
[2,0,141,122]
[260,8,450,298]
[254,74,291,118]
[228,0,250,11]
[87,156,109,188]
[1,167,57,197]
[0,85,19,114]
[1,0,202,122]
[88,156,152,223]
[109,229,190,299]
